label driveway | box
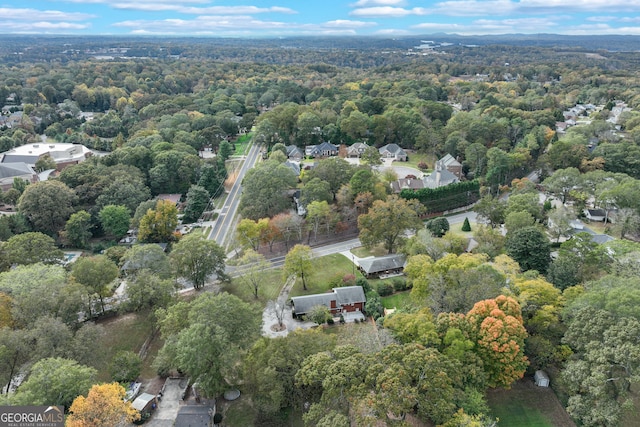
[145,378,188,427]
[261,276,316,338]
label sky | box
[2,0,640,37]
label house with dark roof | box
[284,160,301,176]
[346,142,368,158]
[357,254,406,278]
[291,286,366,318]
[422,160,460,189]
[390,177,424,193]
[584,208,606,222]
[379,144,407,161]
[174,405,215,427]
[285,145,304,161]
[439,153,463,179]
[307,141,338,158]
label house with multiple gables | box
[379,143,407,161]
[291,286,366,318]
[422,159,460,189]
[285,145,304,162]
[439,153,463,179]
[306,141,338,158]
[390,154,461,193]
[346,142,369,158]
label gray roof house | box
[391,177,424,193]
[584,208,606,222]
[347,142,368,158]
[379,144,407,161]
[286,145,304,161]
[422,160,460,189]
[175,405,215,427]
[439,153,463,179]
[308,141,338,158]
[291,286,366,317]
[358,254,406,278]
[284,160,301,176]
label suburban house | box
[584,208,606,222]
[285,145,304,161]
[284,160,301,176]
[307,141,338,158]
[346,142,368,158]
[357,254,406,278]
[422,159,460,189]
[439,153,463,179]
[379,143,407,161]
[1,143,92,170]
[175,405,215,427]
[390,177,424,193]
[0,162,38,190]
[291,286,366,318]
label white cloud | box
[374,28,411,35]
[412,16,561,34]
[0,7,94,21]
[427,0,640,16]
[352,0,407,6]
[586,16,618,22]
[109,4,296,14]
[0,21,91,32]
[350,6,428,17]
[113,15,374,35]
[323,19,376,28]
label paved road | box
[208,142,262,249]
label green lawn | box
[448,217,477,237]
[289,253,364,298]
[233,133,252,155]
[487,380,574,427]
[491,401,553,427]
[224,267,284,308]
[351,244,388,258]
[381,291,412,309]
[404,151,435,170]
[94,310,157,382]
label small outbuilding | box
[131,392,157,414]
[534,370,550,387]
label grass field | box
[94,310,157,382]
[288,253,364,298]
[487,380,575,427]
[381,291,412,309]
[233,133,252,155]
[223,267,284,309]
[351,244,388,258]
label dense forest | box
[0,36,640,426]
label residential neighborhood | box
[0,34,639,427]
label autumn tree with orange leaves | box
[466,295,529,388]
[66,382,140,427]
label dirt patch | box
[96,312,137,326]
[270,323,286,332]
[487,378,576,427]
[142,376,165,395]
